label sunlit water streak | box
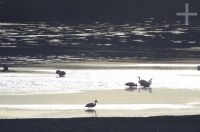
[1,22,200,62]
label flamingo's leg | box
[149,87,152,93]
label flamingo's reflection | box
[138,87,152,93]
[84,109,97,117]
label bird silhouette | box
[2,64,9,72]
[125,82,137,89]
[85,100,98,109]
[138,76,152,88]
[197,66,200,71]
[56,70,66,77]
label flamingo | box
[85,100,98,109]
[56,70,66,77]
[138,76,152,88]
[138,76,152,92]
[197,66,200,71]
[2,64,9,72]
[125,82,137,89]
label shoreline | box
[1,61,200,70]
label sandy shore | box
[0,88,200,118]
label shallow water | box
[1,64,200,95]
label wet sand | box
[0,88,200,104]
[0,88,200,118]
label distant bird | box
[56,70,66,77]
[85,100,98,109]
[2,64,9,72]
[138,76,152,88]
[125,82,137,89]
[197,66,200,71]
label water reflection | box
[125,87,138,92]
[138,87,152,93]
[84,109,97,117]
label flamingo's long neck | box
[149,79,152,83]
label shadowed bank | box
[0,115,200,132]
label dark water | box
[0,21,200,65]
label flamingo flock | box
[125,76,152,92]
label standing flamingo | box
[85,100,98,109]
[138,76,152,92]
[138,76,152,88]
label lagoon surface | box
[1,21,200,118]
